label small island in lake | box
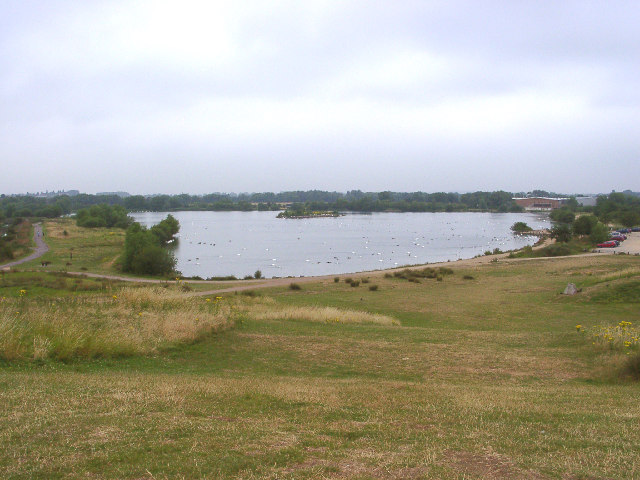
[277,207,343,219]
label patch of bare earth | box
[446,450,548,479]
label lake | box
[132,211,550,278]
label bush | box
[121,223,176,276]
[350,281,360,287]
[384,273,392,278]
[573,215,598,235]
[361,278,370,284]
[334,277,340,283]
[511,222,532,232]
[463,275,474,280]
[550,207,575,224]
[368,285,379,291]
[589,222,610,244]
[551,223,572,243]
[150,214,180,245]
[289,283,301,290]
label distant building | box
[575,196,597,207]
[26,189,79,198]
[97,191,131,198]
[512,197,568,211]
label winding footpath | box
[0,223,48,270]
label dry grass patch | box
[0,286,235,361]
[244,303,399,326]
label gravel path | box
[0,223,49,270]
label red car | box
[610,235,626,241]
[597,241,617,248]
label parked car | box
[597,241,617,248]
[618,228,631,234]
[631,227,640,232]
[610,235,626,241]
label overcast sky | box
[1,1,638,195]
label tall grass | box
[244,303,399,326]
[0,287,235,361]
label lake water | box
[132,211,550,278]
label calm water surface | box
[132,211,549,278]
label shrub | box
[463,275,474,280]
[384,273,392,279]
[350,281,360,287]
[121,223,176,276]
[368,285,379,291]
[573,214,598,235]
[436,275,443,281]
[511,221,532,232]
[361,278,370,284]
[254,270,262,279]
[551,223,572,243]
[344,277,354,284]
[334,277,340,283]
[589,222,610,244]
[550,207,575,224]
[289,283,301,290]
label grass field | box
[19,218,126,274]
[1,250,639,478]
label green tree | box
[551,223,572,243]
[572,215,598,235]
[150,214,180,244]
[121,222,176,276]
[589,222,610,244]
[550,208,575,224]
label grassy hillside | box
[1,254,639,479]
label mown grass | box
[1,254,639,478]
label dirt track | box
[0,223,48,270]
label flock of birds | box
[176,221,520,276]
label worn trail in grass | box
[1,255,640,479]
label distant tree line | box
[76,205,132,229]
[3,189,640,225]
